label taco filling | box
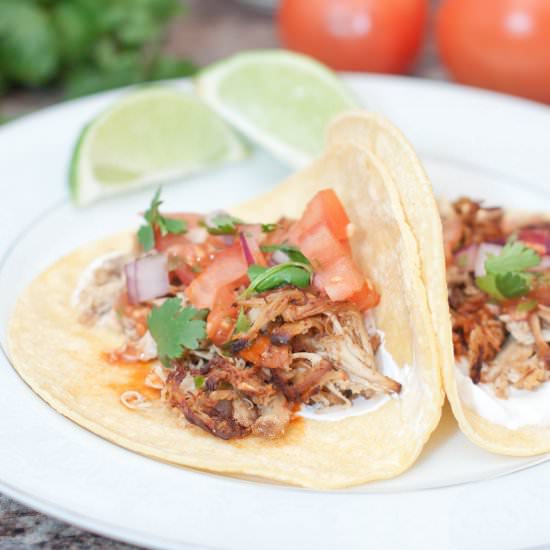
[74,188,401,440]
[442,197,550,407]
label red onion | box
[531,255,550,272]
[454,244,478,272]
[125,254,170,304]
[475,243,503,277]
[221,235,234,246]
[518,228,550,254]
[239,232,255,265]
[272,250,290,264]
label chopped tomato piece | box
[207,285,239,345]
[348,281,380,311]
[291,189,350,242]
[298,222,348,269]
[185,244,248,309]
[239,335,290,369]
[317,255,365,302]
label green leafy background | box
[0,0,196,101]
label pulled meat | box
[164,288,400,439]
[444,197,550,397]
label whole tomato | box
[277,0,428,74]
[436,0,550,103]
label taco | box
[8,134,443,488]
[440,198,550,455]
[328,111,550,456]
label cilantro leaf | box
[261,223,277,233]
[147,298,206,367]
[485,242,541,274]
[194,375,205,389]
[234,307,251,335]
[243,262,312,297]
[477,241,541,300]
[138,188,187,251]
[137,224,154,252]
[260,244,311,266]
[495,272,531,299]
[205,213,243,235]
[517,299,538,313]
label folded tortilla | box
[329,111,550,456]
[8,123,444,488]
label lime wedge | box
[196,50,358,167]
[69,87,248,205]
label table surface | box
[0,0,446,548]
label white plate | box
[1,76,550,550]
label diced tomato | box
[348,281,380,311]
[185,243,248,309]
[291,189,350,242]
[239,335,290,369]
[298,222,347,269]
[206,285,239,345]
[317,255,365,302]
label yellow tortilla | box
[8,135,443,488]
[329,111,550,456]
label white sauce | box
[455,359,550,429]
[299,330,412,422]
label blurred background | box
[2,0,549,122]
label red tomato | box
[277,0,428,74]
[348,281,380,310]
[291,189,350,242]
[298,222,348,269]
[436,0,550,102]
[185,244,249,309]
[239,336,291,369]
[206,285,239,345]
[317,255,365,301]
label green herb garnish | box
[205,213,243,235]
[261,223,277,233]
[476,241,541,300]
[485,241,541,274]
[517,299,539,313]
[147,298,207,367]
[234,307,251,334]
[260,244,311,266]
[194,375,205,389]
[138,188,187,251]
[242,262,312,297]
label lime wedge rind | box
[196,50,358,167]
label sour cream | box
[299,330,412,422]
[455,359,550,429]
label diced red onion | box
[531,255,550,272]
[186,227,208,244]
[454,244,478,272]
[125,254,170,304]
[272,250,290,264]
[518,228,550,255]
[474,243,503,277]
[239,232,255,265]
